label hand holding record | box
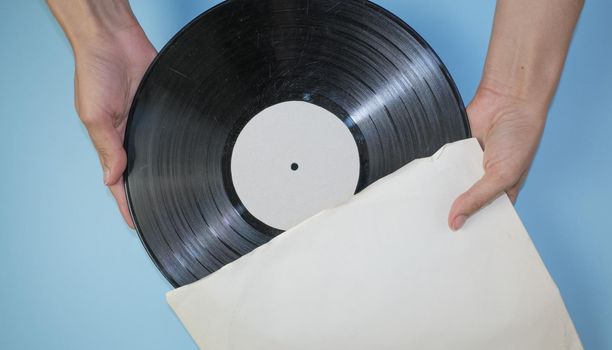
[448,0,583,230]
[48,0,156,228]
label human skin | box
[47,0,583,230]
[448,0,584,230]
[47,0,156,228]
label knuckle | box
[466,196,485,213]
[462,189,477,203]
[97,147,110,162]
[488,168,517,186]
[460,190,483,214]
[80,113,102,127]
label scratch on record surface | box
[168,67,190,80]
[325,1,342,13]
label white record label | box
[231,101,360,230]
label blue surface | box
[0,1,610,349]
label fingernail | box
[452,215,468,231]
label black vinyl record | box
[125,0,470,287]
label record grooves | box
[125,0,470,287]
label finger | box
[507,186,519,204]
[83,116,128,186]
[507,172,528,204]
[448,172,508,231]
[109,179,135,229]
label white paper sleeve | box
[166,138,582,350]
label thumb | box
[83,117,128,186]
[109,180,135,229]
[448,172,508,231]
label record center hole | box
[291,163,299,171]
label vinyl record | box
[125,0,470,287]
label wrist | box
[48,0,138,53]
[470,83,549,133]
[476,76,551,120]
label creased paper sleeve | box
[167,139,582,350]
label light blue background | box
[1,1,610,349]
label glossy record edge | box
[123,1,231,288]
